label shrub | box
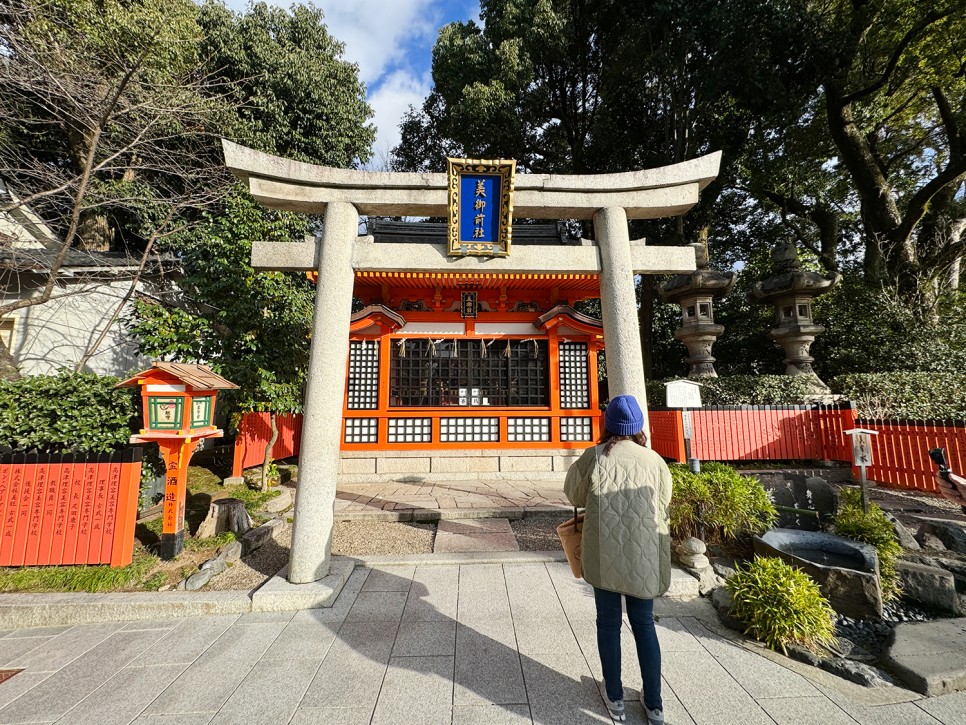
[669,462,777,542]
[728,556,837,653]
[830,372,966,420]
[647,375,818,407]
[0,371,138,453]
[832,488,903,602]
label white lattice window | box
[344,417,378,444]
[560,417,593,442]
[440,417,499,443]
[507,417,551,442]
[347,340,379,410]
[388,418,432,443]
[558,342,590,409]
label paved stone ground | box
[1,562,964,724]
[336,481,571,518]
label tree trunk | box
[194,498,252,538]
[261,412,279,493]
[0,339,20,381]
[638,275,655,379]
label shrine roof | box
[352,270,601,297]
[116,362,238,390]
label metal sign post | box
[844,428,879,513]
[665,380,702,472]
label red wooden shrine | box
[339,269,604,451]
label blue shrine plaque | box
[447,158,516,256]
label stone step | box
[432,518,520,554]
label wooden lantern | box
[117,362,238,559]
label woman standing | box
[564,395,672,724]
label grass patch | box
[0,548,160,593]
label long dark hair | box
[599,427,649,455]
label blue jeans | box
[593,587,663,711]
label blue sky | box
[223,1,480,167]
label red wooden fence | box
[0,449,142,568]
[856,418,966,494]
[649,409,687,462]
[231,404,966,495]
[232,413,303,478]
[688,405,856,462]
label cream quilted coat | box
[564,440,672,599]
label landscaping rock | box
[240,517,285,555]
[678,537,707,556]
[711,557,738,580]
[819,658,894,688]
[200,557,228,576]
[217,540,243,564]
[711,586,744,632]
[915,518,966,554]
[917,532,947,551]
[885,513,920,551]
[185,569,213,591]
[263,487,293,513]
[897,560,960,615]
[786,644,822,668]
[882,618,966,695]
[760,476,834,531]
[679,553,710,569]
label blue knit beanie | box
[604,395,644,436]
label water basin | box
[754,528,883,619]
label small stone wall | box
[338,448,582,483]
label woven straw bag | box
[556,507,584,577]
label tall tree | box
[0,0,230,379]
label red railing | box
[0,450,142,568]
[856,418,966,493]
[231,412,303,478]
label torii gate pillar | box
[289,202,357,583]
[223,140,721,585]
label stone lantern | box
[749,242,841,386]
[658,241,736,378]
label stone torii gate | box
[223,140,721,586]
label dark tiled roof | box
[0,246,179,273]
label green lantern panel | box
[190,396,213,428]
[149,396,184,430]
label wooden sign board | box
[447,158,516,257]
[665,380,702,408]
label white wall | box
[2,278,149,377]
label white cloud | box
[365,69,432,169]
[316,0,440,85]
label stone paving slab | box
[434,517,521,553]
[883,618,966,695]
[2,562,966,725]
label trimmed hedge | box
[0,372,139,453]
[646,375,819,407]
[830,372,966,420]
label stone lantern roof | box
[749,242,840,304]
[657,242,736,304]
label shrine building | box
[341,220,605,477]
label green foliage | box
[0,549,160,593]
[647,376,819,408]
[129,192,313,415]
[833,488,903,602]
[830,372,966,420]
[198,1,374,166]
[669,462,777,542]
[0,372,137,453]
[728,556,837,653]
[812,279,966,380]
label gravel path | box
[510,514,569,552]
[333,521,435,556]
[207,525,293,591]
